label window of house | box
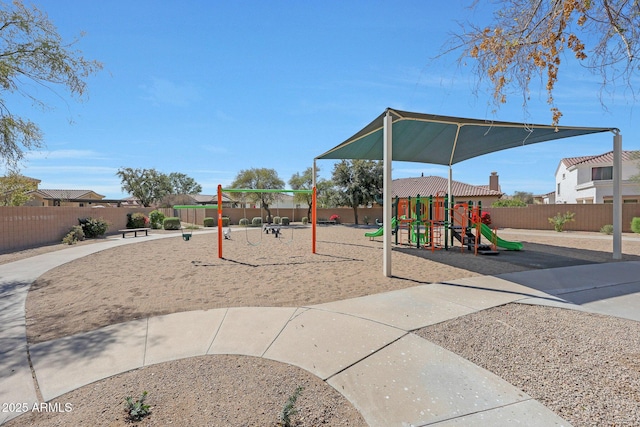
[592,166,613,180]
[557,183,561,195]
[562,173,565,180]
[623,199,638,204]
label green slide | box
[365,217,397,238]
[480,223,523,250]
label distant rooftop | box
[562,150,637,168]
[392,176,502,198]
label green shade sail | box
[316,109,613,165]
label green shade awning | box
[316,108,613,165]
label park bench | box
[316,220,336,225]
[118,228,151,238]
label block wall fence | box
[1,204,639,253]
[0,206,155,253]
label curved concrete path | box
[2,231,638,426]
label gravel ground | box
[416,303,640,427]
[5,355,367,427]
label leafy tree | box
[315,178,338,208]
[230,168,285,221]
[116,167,172,207]
[447,1,640,125]
[0,171,37,205]
[289,167,315,219]
[168,172,202,195]
[512,191,534,204]
[0,1,102,169]
[331,159,383,224]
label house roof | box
[31,189,105,200]
[562,150,637,168]
[392,176,502,198]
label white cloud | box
[26,149,108,161]
[140,77,200,107]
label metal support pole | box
[613,131,622,259]
[383,110,393,277]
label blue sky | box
[5,0,639,198]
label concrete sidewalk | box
[2,232,637,426]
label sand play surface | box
[4,225,640,426]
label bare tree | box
[445,0,639,125]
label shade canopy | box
[316,108,613,165]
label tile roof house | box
[392,173,503,207]
[555,150,640,204]
[26,189,106,207]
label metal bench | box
[118,228,151,238]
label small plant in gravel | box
[548,211,575,232]
[600,224,614,235]
[632,217,640,234]
[124,391,151,422]
[278,386,303,427]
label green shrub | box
[491,199,527,207]
[600,224,614,235]
[548,211,575,232]
[273,216,281,225]
[124,391,151,422]
[203,217,215,227]
[222,216,230,227]
[281,217,290,225]
[362,215,370,225]
[163,217,181,230]
[302,217,309,224]
[279,386,303,427]
[62,225,85,245]
[632,217,640,234]
[149,210,165,229]
[239,218,249,226]
[127,212,149,228]
[251,217,263,226]
[78,217,109,238]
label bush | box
[273,216,281,225]
[78,217,109,238]
[252,217,263,226]
[163,217,181,230]
[124,391,151,422]
[127,212,149,229]
[301,217,309,224]
[149,210,165,229]
[281,217,290,226]
[239,218,249,226]
[632,217,640,234]
[481,212,492,226]
[600,224,614,235]
[221,216,230,227]
[548,211,575,232]
[62,225,85,245]
[203,217,215,227]
[491,199,527,207]
[362,215,370,225]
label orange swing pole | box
[217,184,223,258]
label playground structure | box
[216,185,317,258]
[366,193,522,255]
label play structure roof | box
[316,108,613,165]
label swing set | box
[216,185,317,258]
[173,204,218,241]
